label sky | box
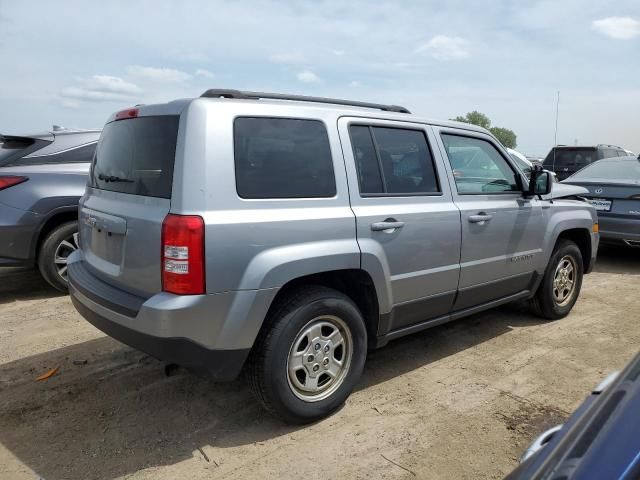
[0,0,638,156]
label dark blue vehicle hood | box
[506,352,640,480]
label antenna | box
[553,91,560,171]
[554,91,560,146]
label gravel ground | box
[0,246,638,480]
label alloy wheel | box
[286,315,353,402]
[553,255,577,307]
[53,232,79,281]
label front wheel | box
[530,239,584,320]
[248,286,367,424]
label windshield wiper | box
[98,174,134,183]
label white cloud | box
[416,35,470,60]
[592,16,640,39]
[127,65,192,82]
[297,70,321,83]
[332,49,345,56]
[349,80,361,87]
[2,0,640,153]
[269,52,308,64]
[82,75,140,94]
[60,75,140,103]
[195,68,215,79]
[60,87,133,102]
[60,99,81,109]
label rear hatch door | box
[564,159,640,215]
[568,182,640,216]
[79,112,180,297]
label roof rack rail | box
[200,89,411,114]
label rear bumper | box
[598,216,640,245]
[70,290,249,380]
[68,253,278,380]
[589,231,599,273]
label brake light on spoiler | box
[161,214,206,295]
[115,108,139,120]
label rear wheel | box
[248,286,367,424]
[37,221,79,292]
[530,239,583,319]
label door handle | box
[468,213,493,223]
[371,219,405,232]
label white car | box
[507,148,533,174]
[508,148,558,182]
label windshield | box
[90,116,179,198]
[570,157,640,182]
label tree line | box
[451,111,517,149]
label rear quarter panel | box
[0,163,89,213]
[172,100,360,295]
[0,164,89,261]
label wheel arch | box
[34,207,78,260]
[259,269,382,348]
[542,207,597,275]
[555,227,593,273]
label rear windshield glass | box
[10,143,97,166]
[234,117,336,199]
[0,137,50,167]
[570,158,640,182]
[544,148,596,170]
[90,116,179,198]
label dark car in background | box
[543,144,629,181]
[0,127,99,291]
[562,156,640,248]
[507,351,640,480]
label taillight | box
[115,108,139,120]
[161,214,205,295]
[0,176,28,190]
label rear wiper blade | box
[98,174,134,183]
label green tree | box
[451,110,491,130]
[451,110,517,149]
[489,127,517,149]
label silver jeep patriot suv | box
[69,89,599,423]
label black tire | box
[37,221,78,292]
[530,239,583,320]
[247,285,367,424]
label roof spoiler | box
[0,134,36,144]
[200,89,411,114]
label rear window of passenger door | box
[348,124,441,196]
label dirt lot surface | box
[1,246,638,480]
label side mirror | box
[526,166,552,197]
